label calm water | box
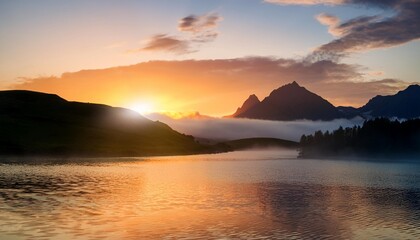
[0,150,419,240]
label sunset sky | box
[1,0,419,116]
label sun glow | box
[128,102,154,115]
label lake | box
[1,150,419,239]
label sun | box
[128,102,154,115]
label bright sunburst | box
[128,102,154,115]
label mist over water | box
[146,115,365,141]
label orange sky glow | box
[12,58,413,116]
[1,0,419,116]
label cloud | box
[264,0,343,5]
[145,115,364,141]
[178,13,222,43]
[178,13,222,34]
[368,71,384,76]
[10,57,417,115]
[133,13,222,55]
[136,34,192,54]
[268,0,420,56]
[315,13,341,37]
[317,1,420,54]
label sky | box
[1,0,419,116]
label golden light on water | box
[1,152,419,239]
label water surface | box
[1,150,419,239]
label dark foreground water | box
[0,150,419,240]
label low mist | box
[146,115,365,142]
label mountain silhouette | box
[0,90,223,157]
[229,94,260,117]
[232,82,343,121]
[358,84,420,119]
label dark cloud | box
[265,0,404,7]
[133,13,222,55]
[317,1,420,54]
[178,13,222,33]
[348,0,401,8]
[178,15,200,32]
[178,13,222,43]
[138,34,192,54]
[268,0,420,56]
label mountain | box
[229,94,260,117]
[359,84,420,119]
[231,82,343,121]
[0,90,223,157]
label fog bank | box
[146,115,364,141]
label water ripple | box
[0,153,419,239]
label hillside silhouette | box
[0,90,226,157]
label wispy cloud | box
[317,1,420,55]
[178,13,222,34]
[137,34,192,54]
[265,0,343,5]
[268,0,420,58]
[315,13,341,37]
[132,12,223,55]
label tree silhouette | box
[299,118,420,159]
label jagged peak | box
[246,94,260,102]
[268,81,310,99]
[228,93,261,117]
[273,81,303,91]
[290,81,300,87]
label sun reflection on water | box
[0,151,419,239]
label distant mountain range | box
[229,82,420,121]
[0,90,226,157]
[358,84,420,119]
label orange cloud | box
[10,58,416,116]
